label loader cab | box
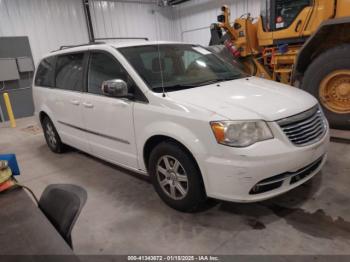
[259,0,313,45]
[260,0,312,32]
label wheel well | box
[295,19,350,82]
[39,111,49,125]
[143,135,199,172]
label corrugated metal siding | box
[89,0,177,41]
[172,0,261,45]
[0,0,88,65]
[0,0,261,64]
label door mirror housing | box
[101,79,128,98]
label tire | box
[148,141,207,212]
[42,116,65,153]
[301,45,350,130]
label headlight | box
[210,121,273,147]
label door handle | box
[82,102,94,108]
[295,20,302,32]
[70,100,80,106]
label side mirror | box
[101,79,128,98]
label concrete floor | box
[1,116,350,255]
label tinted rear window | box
[35,56,56,87]
[55,53,84,92]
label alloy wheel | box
[45,122,57,148]
[156,155,189,200]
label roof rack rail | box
[58,42,105,50]
[51,42,105,52]
[52,37,148,52]
[94,37,149,41]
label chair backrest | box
[39,184,87,248]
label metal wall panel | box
[172,0,261,45]
[0,0,261,63]
[89,0,177,41]
[0,0,89,65]
[0,58,20,81]
[0,36,35,121]
[16,57,35,73]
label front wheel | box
[301,45,350,130]
[148,141,207,212]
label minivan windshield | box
[118,44,247,92]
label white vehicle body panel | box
[33,41,329,203]
[81,93,138,169]
[168,76,318,121]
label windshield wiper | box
[152,84,197,92]
[152,75,243,92]
[195,76,241,86]
[194,79,222,86]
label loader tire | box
[301,45,350,130]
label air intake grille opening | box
[249,156,324,195]
[249,181,283,195]
[290,157,323,184]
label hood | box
[167,77,318,121]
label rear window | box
[35,56,56,87]
[55,53,84,92]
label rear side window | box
[35,56,56,87]
[55,53,84,92]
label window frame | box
[54,51,89,93]
[86,49,148,103]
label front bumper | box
[202,123,330,202]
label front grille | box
[277,105,327,146]
[249,155,324,195]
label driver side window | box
[275,0,311,30]
[88,52,130,95]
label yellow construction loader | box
[209,0,350,130]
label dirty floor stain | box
[246,218,266,230]
[265,204,350,240]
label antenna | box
[156,44,166,98]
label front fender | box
[137,120,210,187]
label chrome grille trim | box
[288,123,324,139]
[286,123,324,138]
[283,113,321,132]
[277,105,327,147]
[277,105,319,126]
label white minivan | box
[33,41,329,212]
